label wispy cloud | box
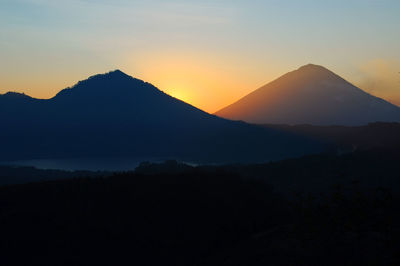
[355,59,400,106]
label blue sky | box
[1,0,399,112]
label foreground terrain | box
[0,149,399,265]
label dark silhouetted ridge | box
[1,91,32,99]
[52,70,164,102]
[0,70,322,163]
[85,69,134,83]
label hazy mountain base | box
[262,122,400,153]
[0,149,399,266]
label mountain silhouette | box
[215,64,400,126]
[0,70,321,163]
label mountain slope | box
[215,64,400,126]
[0,70,322,163]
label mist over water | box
[0,157,170,171]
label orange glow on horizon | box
[0,61,270,114]
[1,57,399,114]
[124,51,271,113]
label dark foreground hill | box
[1,149,399,266]
[0,70,320,163]
[0,165,107,185]
[216,64,400,125]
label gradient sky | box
[1,0,399,113]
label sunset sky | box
[1,0,399,113]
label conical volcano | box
[215,64,400,126]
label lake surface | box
[0,157,170,171]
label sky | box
[1,0,399,113]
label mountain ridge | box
[1,70,158,101]
[0,70,322,163]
